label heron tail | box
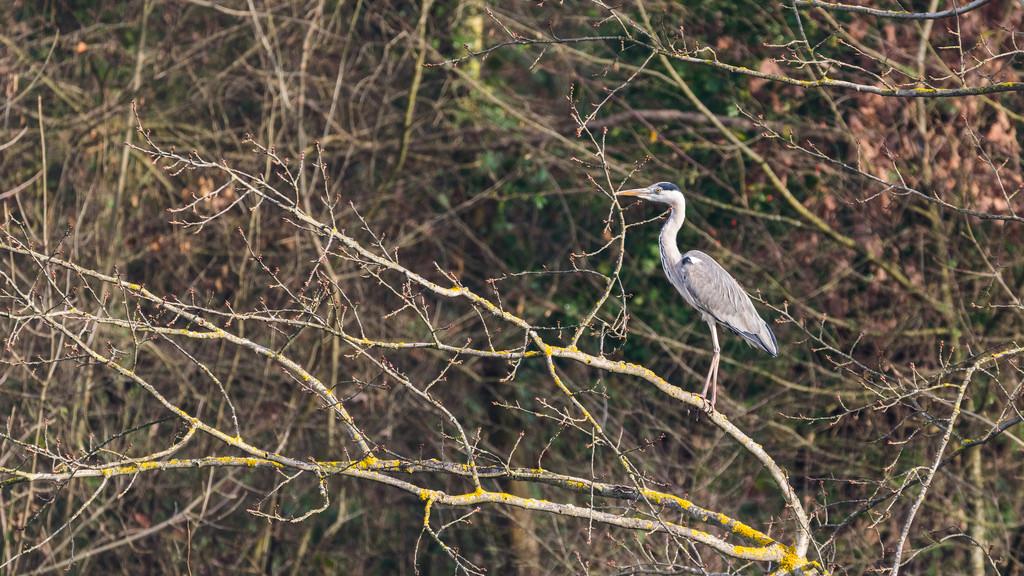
[731,321,778,357]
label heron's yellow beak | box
[616,188,649,197]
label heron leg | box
[709,340,721,409]
[700,321,721,409]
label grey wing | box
[675,250,778,356]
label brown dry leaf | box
[749,59,783,94]
[846,18,870,42]
[985,109,1016,152]
[946,145,962,174]
[883,23,898,45]
[198,176,215,197]
[750,60,786,113]
[819,193,838,215]
[905,263,925,288]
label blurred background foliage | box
[1,0,1022,574]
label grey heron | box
[618,182,777,409]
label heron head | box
[616,182,685,208]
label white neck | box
[658,205,686,266]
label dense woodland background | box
[1,1,1023,574]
